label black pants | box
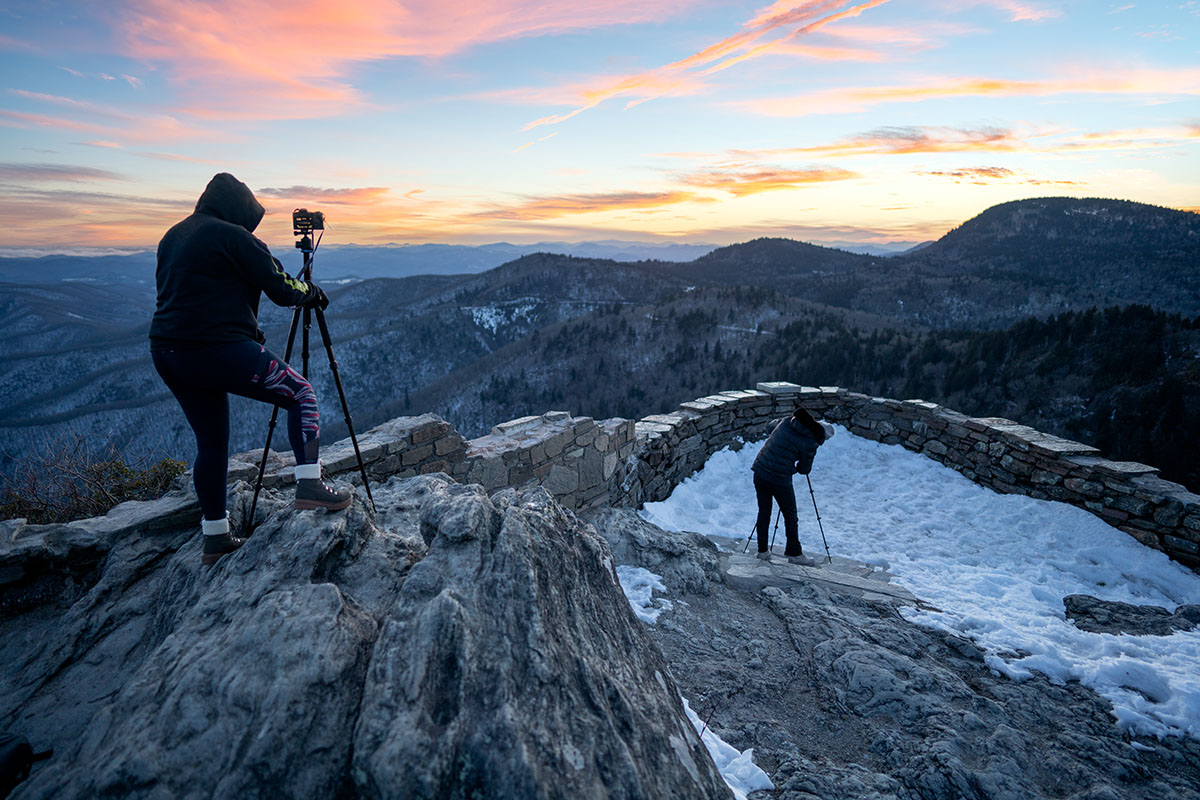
[153,340,320,521]
[754,474,799,554]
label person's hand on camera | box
[302,282,329,310]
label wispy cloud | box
[0,163,125,182]
[681,125,1027,161]
[738,67,1200,115]
[918,166,1084,185]
[474,190,710,220]
[661,122,1197,165]
[4,90,207,142]
[971,0,1061,22]
[522,0,896,130]
[680,165,859,195]
[514,132,559,153]
[256,186,393,204]
[115,1,703,119]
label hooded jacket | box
[149,172,315,350]
[752,414,825,486]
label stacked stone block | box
[458,412,635,510]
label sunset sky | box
[1,0,1197,253]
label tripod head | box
[292,208,324,277]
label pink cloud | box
[116,1,702,119]
[4,90,209,142]
[918,166,1084,186]
[970,0,1061,22]
[680,165,859,195]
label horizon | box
[1,1,1197,251]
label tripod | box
[246,225,375,533]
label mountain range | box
[1,197,1197,495]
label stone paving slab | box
[703,533,928,609]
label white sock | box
[202,516,229,537]
[295,463,322,481]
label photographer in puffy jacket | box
[149,173,350,567]
[750,407,834,565]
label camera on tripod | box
[292,208,324,236]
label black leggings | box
[153,340,320,521]
[754,474,798,553]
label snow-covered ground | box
[639,425,1200,741]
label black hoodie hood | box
[194,172,265,233]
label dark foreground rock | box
[584,509,1200,800]
[0,477,730,799]
[1063,593,1200,636]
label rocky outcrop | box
[0,477,730,799]
[1064,594,1200,636]
[586,509,1200,800]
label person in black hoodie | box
[750,407,835,565]
[150,173,351,566]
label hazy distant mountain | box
[816,240,926,257]
[0,240,717,287]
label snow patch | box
[615,565,673,624]
[681,697,774,800]
[641,428,1200,740]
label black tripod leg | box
[301,306,312,377]
[807,474,832,563]
[768,507,781,551]
[247,307,303,535]
[313,307,376,513]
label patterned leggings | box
[153,340,320,520]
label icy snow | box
[614,566,773,795]
[682,697,774,800]
[640,426,1200,740]
[616,565,674,624]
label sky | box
[1,0,1197,252]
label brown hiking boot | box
[295,477,352,511]
[202,532,245,566]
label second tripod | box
[246,210,375,532]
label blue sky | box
[1,0,1197,251]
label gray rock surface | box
[1063,593,1200,636]
[583,509,1200,800]
[1,476,730,799]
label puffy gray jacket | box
[752,417,822,486]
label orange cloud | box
[680,166,859,196]
[256,186,393,205]
[474,190,709,220]
[523,0,895,129]
[918,166,1084,186]
[739,68,1200,115]
[116,1,703,119]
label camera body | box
[292,208,325,235]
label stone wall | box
[4,383,1198,585]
